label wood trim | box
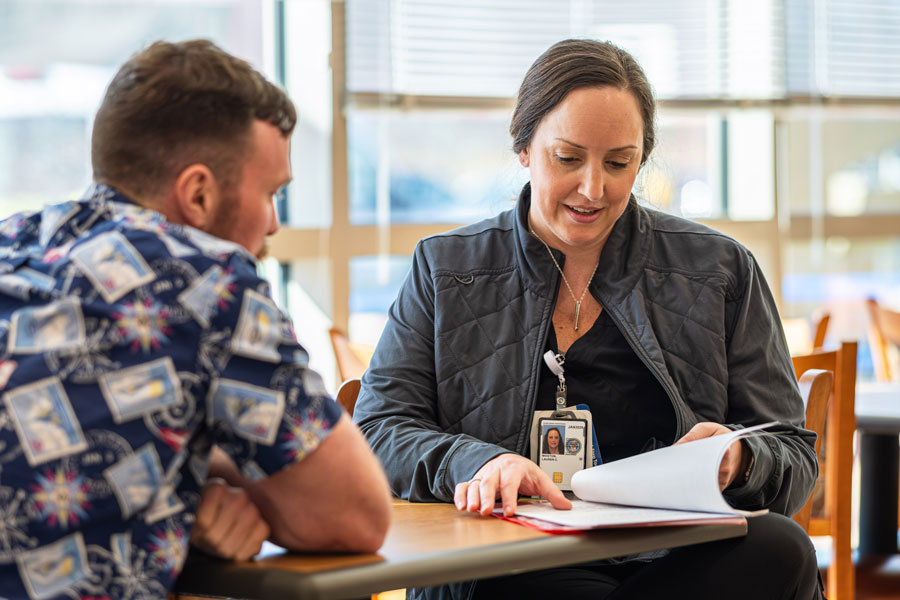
[268,213,900,263]
[347,92,900,113]
[268,224,466,261]
[330,0,350,332]
[785,214,900,239]
[831,341,858,600]
[792,342,858,600]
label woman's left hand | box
[674,422,748,491]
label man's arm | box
[205,413,392,554]
[191,479,271,561]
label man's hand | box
[190,478,270,561]
[453,453,572,517]
[675,422,749,490]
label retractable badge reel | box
[543,350,568,414]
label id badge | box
[530,414,589,490]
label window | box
[338,0,900,380]
[0,0,268,216]
[6,1,900,388]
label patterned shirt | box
[0,184,342,600]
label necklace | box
[529,228,599,331]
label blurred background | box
[2,0,899,391]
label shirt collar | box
[81,183,141,206]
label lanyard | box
[542,350,567,410]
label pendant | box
[574,300,581,331]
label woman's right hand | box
[453,453,573,517]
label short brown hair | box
[91,39,297,199]
[510,39,656,166]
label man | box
[0,40,391,600]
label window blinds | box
[785,0,900,97]
[346,0,900,100]
[345,0,784,99]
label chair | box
[335,377,361,417]
[782,311,831,355]
[333,376,401,600]
[792,341,858,600]
[865,297,900,382]
[812,311,831,352]
[792,369,833,531]
[865,298,900,537]
[328,327,375,381]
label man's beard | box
[206,192,269,261]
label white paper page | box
[507,500,740,528]
[570,422,775,515]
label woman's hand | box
[453,453,573,517]
[675,422,749,490]
[190,478,271,561]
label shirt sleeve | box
[200,257,343,478]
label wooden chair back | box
[329,327,375,381]
[792,369,833,531]
[336,378,362,417]
[866,297,900,382]
[791,341,858,600]
[782,310,830,355]
[812,312,830,351]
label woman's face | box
[521,86,643,256]
[547,429,560,450]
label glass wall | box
[0,0,267,215]
[4,0,900,388]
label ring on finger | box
[469,478,483,485]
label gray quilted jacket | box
[354,184,817,600]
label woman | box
[542,427,563,455]
[354,39,821,599]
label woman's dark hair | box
[542,427,563,454]
[510,39,656,165]
[92,39,297,199]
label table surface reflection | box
[174,500,747,600]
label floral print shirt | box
[0,184,341,600]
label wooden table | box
[174,500,747,600]
[856,381,900,557]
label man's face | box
[209,120,291,258]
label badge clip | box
[543,350,568,413]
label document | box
[495,422,775,530]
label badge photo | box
[542,423,567,456]
[536,416,588,491]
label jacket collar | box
[511,182,651,303]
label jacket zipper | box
[596,295,686,439]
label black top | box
[536,309,676,463]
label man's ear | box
[518,148,530,168]
[171,164,221,230]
